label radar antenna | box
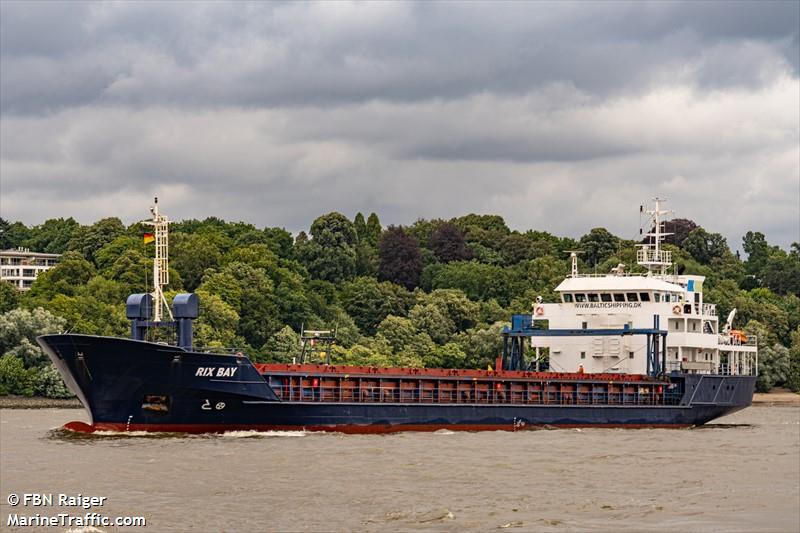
[142,197,173,322]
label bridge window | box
[600,293,612,302]
[575,294,587,302]
[613,293,625,302]
[639,292,650,302]
[626,293,639,302]
[588,293,600,302]
[563,293,573,303]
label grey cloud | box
[0,2,797,250]
[1,1,797,114]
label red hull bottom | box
[63,420,692,434]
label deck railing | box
[273,385,683,407]
[718,335,757,347]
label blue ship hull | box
[37,334,756,433]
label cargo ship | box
[38,199,757,433]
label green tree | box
[33,364,72,398]
[409,303,456,344]
[204,263,281,348]
[44,294,128,337]
[415,289,479,332]
[787,327,800,392]
[424,342,467,368]
[172,233,222,292]
[261,326,301,363]
[105,249,153,294]
[454,214,510,250]
[579,228,620,267]
[499,233,533,265]
[295,213,358,283]
[682,227,729,265]
[762,249,800,295]
[365,213,382,246]
[0,281,19,313]
[94,236,141,272]
[453,322,508,369]
[262,227,294,258]
[423,261,512,305]
[755,343,791,392]
[354,213,368,242]
[68,217,126,262]
[742,231,771,279]
[0,355,35,396]
[340,277,414,335]
[0,308,67,367]
[26,251,95,299]
[376,315,417,353]
[24,218,81,253]
[0,220,31,249]
[193,289,241,349]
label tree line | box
[0,212,798,397]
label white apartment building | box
[0,248,60,290]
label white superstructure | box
[531,198,757,376]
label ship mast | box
[143,197,173,322]
[565,250,584,277]
[637,197,674,277]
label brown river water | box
[1,406,798,532]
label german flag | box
[143,232,155,245]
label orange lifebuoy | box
[535,306,545,316]
[672,305,681,315]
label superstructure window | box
[613,293,625,302]
[639,292,650,302]
[580,352,586,359]
[626,293,639,302]
[575,294,587,302]
[563,294,573,303]
[600,293,612,302]
[654,293,661,302]
[588,293,600,302]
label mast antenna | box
[565,250,584,278]
[636,197,674,276]
[143,197,173,322]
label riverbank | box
[0,396,82,409]
[753,388,800,405]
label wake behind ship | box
[37,199,757,433]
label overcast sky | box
[1,1,798,250]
